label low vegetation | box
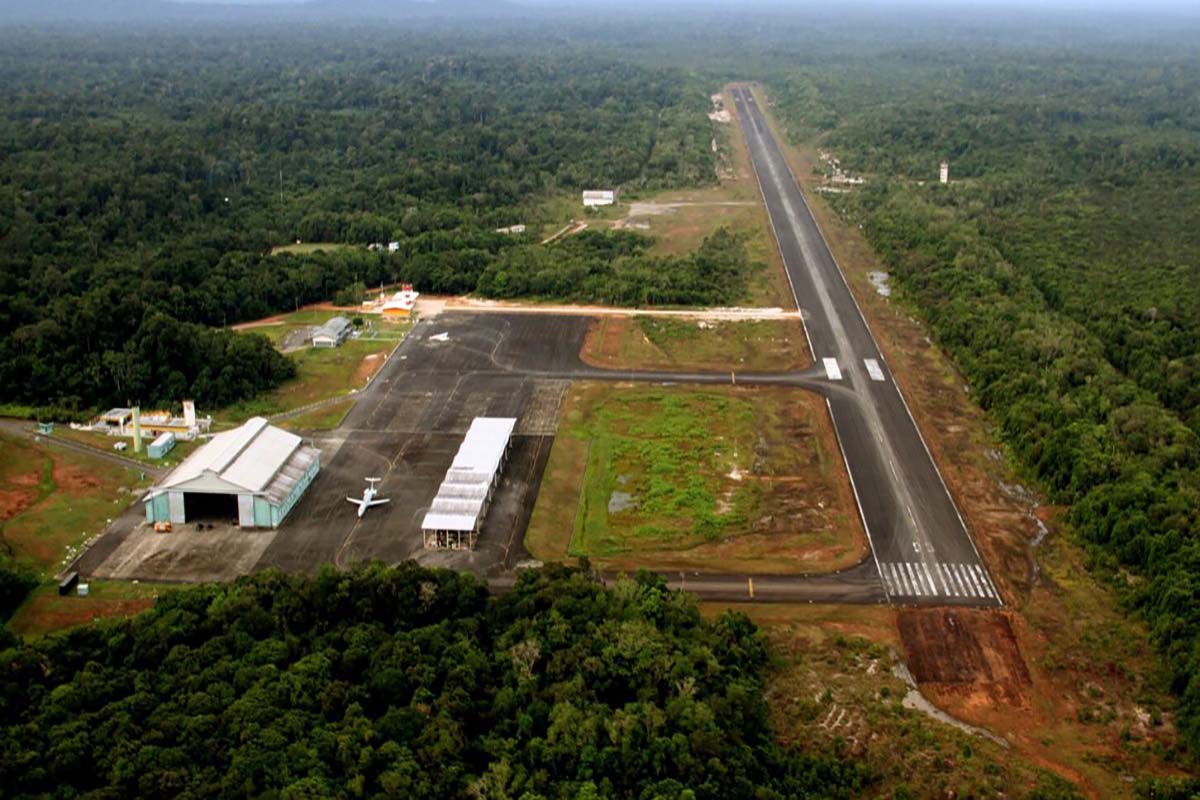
[581,316,809,373]
[527,384,863,575]
[0,434,150,640]
[0,563,872,798]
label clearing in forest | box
[525,384,865,574]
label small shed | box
[148,431,176,460]
[312,316,351,348]
[37,422,54,435]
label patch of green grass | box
[269,242,357,256]
[219,332,405,423]
[279,399,357,432]
[9,579,169,638]
[0,434,149,577]
[566,389,757,557]
[52,427,200,468]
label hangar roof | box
[421,417,516,533]
[146,417,317,503]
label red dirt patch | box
[0,487,39,521]
[11,596,156,637]
[899,608,1031,701]
[353,350,390,384]
[52,458,101,494]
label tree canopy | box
[0,563,871,799]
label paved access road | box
[730,86,1000,608]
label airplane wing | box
[347,497,364,505]
[367,498,391,507]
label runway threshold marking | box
[864,358,885,381]
[881,561,997,601]
[823,358,843,381]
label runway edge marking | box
[736,84,888,604]
[823,395,889,604]
[749,85,1003,608]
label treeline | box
[765,48,1200,747]
[0,563,872,798]
[0,30,718,411]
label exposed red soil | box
[0,488,39,521]
[352,350,391,385]
[52,458,101,494]
[13,597,156,637]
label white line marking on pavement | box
[965,565,985,597]
[864,358,885,381]
[882,567,896,595]
[953,564,975,596]
[921,563,938,596]
[971,565,995,599]
[890,563,908,595]
[823,357,842,381]
[940,564,960,596]
[904,563,922,595]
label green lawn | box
[526,383,866,574]
[220,325,410,423]
[9,580,168,638]
[52,426,201,469]
[0,434,150,577]
[269,242,357,256]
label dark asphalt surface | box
[731,86,1000,607]
[71,91,999,609]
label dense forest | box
[765,47,1200,747]
[0,563,870,798]
[0,31,721,411]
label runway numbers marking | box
[864,359,885,381]
[881,561,998,601]
[823,358,843,381]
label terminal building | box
[421,417,516,550]
[143,416,320,529]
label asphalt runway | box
[730,85,1000,608]
[74,95,999,608]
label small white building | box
[495,224,526,235]
[582,190,616,207]
[388,241,401,253]
[939,162,950,184]
[312,316,351,348]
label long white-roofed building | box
[422,417,516,550]
[143,416,320,529]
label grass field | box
[52,426,201,468]
[580,316,810,372]
[222,319,410,423]
[278,398,357,432]
[269,242,358,256]
[0,434,149,577]
[525,383,865,574]
[8,580,167,638]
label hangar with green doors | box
[143,416,320,529]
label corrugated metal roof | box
[150,417,305,499]
[421,417,515,533]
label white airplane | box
[346,477,390,518]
